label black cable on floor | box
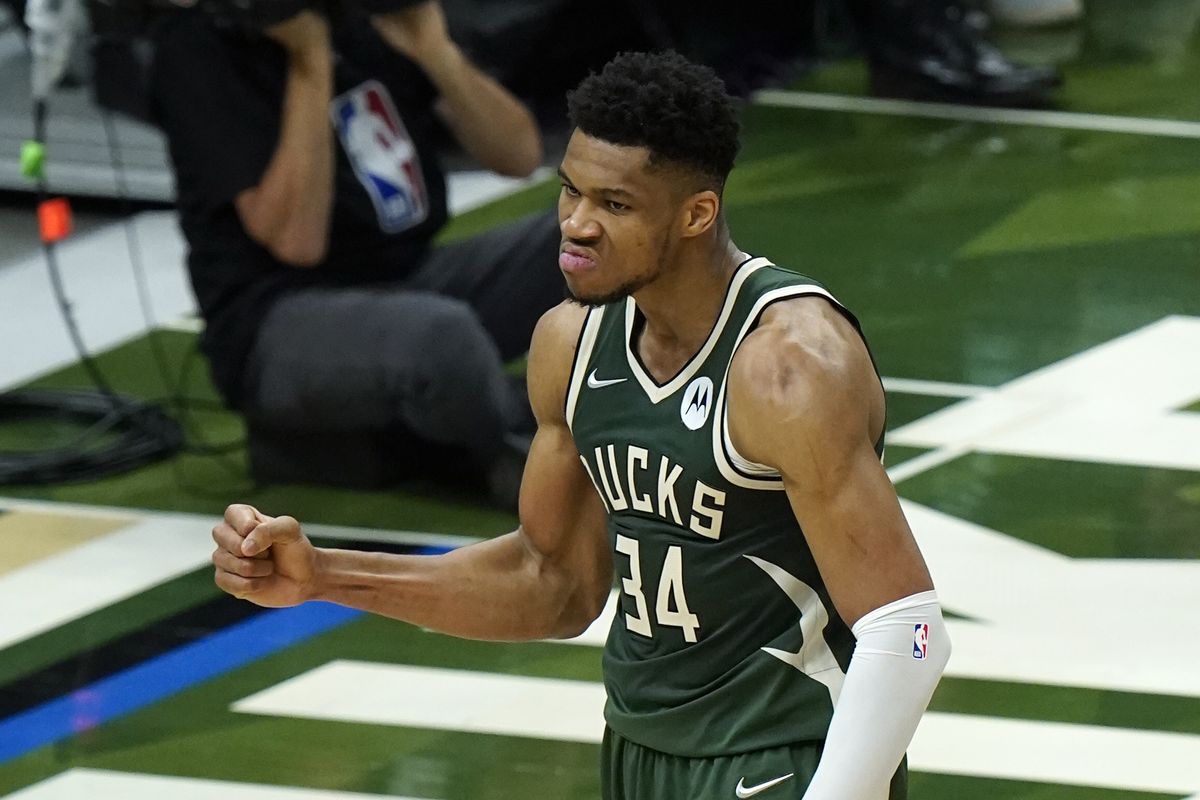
[0,98,184,486]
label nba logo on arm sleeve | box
[913,623,929,660]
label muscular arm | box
[212,302,611,641]
[728,297,931,623]
[372,2,542,177]
[234,12,335,268]
[728,297,947,799]
[425,50,542,178]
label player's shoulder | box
[730,295,872,412]
[530,301,589,362]
[527,301,590,423]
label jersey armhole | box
[713,285,858,491]
[564,307,605,434]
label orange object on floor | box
[38,197,73,243]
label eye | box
[561,183,580,197]
[606,200,630,212]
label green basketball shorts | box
[600,727,907,800]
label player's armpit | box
[725,297,933,627]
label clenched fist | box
[212,504,319,608]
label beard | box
[567,273,655,308]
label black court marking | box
[0,538,437,721]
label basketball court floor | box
[2,3,1200,798]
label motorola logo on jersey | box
[681,376,714,430]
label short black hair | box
[567,51,741,193]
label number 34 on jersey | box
[615,534,701,643]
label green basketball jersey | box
[566,257,884,758]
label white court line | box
[233,661,606,744]
[0,515,212,650]
[1,769,420,800]
[0,498,480,652]
[233,661,1200,795]
[891,315,1200,473]
[910,713,1200,795]
[754,89,1200,139]
[0,211,195,391]
[886,444,971,484]
[445,167,552,215]
[901,498,1200,699]
[0,496,482,550]
[156,316,204,334]
[882,377,990,399]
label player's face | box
[557,130,688,306]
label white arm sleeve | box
[801,590,950,800]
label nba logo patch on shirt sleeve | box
[331,80,430,234]
[913,623,929,660]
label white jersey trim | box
[565,307,606,434]
[625,257,772,405]
[713,284,845,491]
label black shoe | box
[866,0,1062,107]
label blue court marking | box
[0,601,363,765]
[413,545,455,556]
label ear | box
[679,190,721,239]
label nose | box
[560,198,601,243]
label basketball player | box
[211,50,950,799]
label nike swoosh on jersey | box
[587,369,628,389]
[734,773,795,798]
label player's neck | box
[632,235,745,375]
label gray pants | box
[243,209,563,462]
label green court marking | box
[2,718,602,800]
[725,155,888,211]
[0,417,124,453]
[930,676,1200,735]
[4,612,1193,799]
[884,444,933,468]
[961,172,1200,258]
[1181,399,1200,413]
[726,103,1200,386]
[784,59,868,98]
[0,568,221,688]
[0,615,605,798]
[910,772,1175,800]
[897,453,1200,559]
[274,613,605,685]
[1055,0,1200,122]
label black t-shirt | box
[150,10,449,405]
